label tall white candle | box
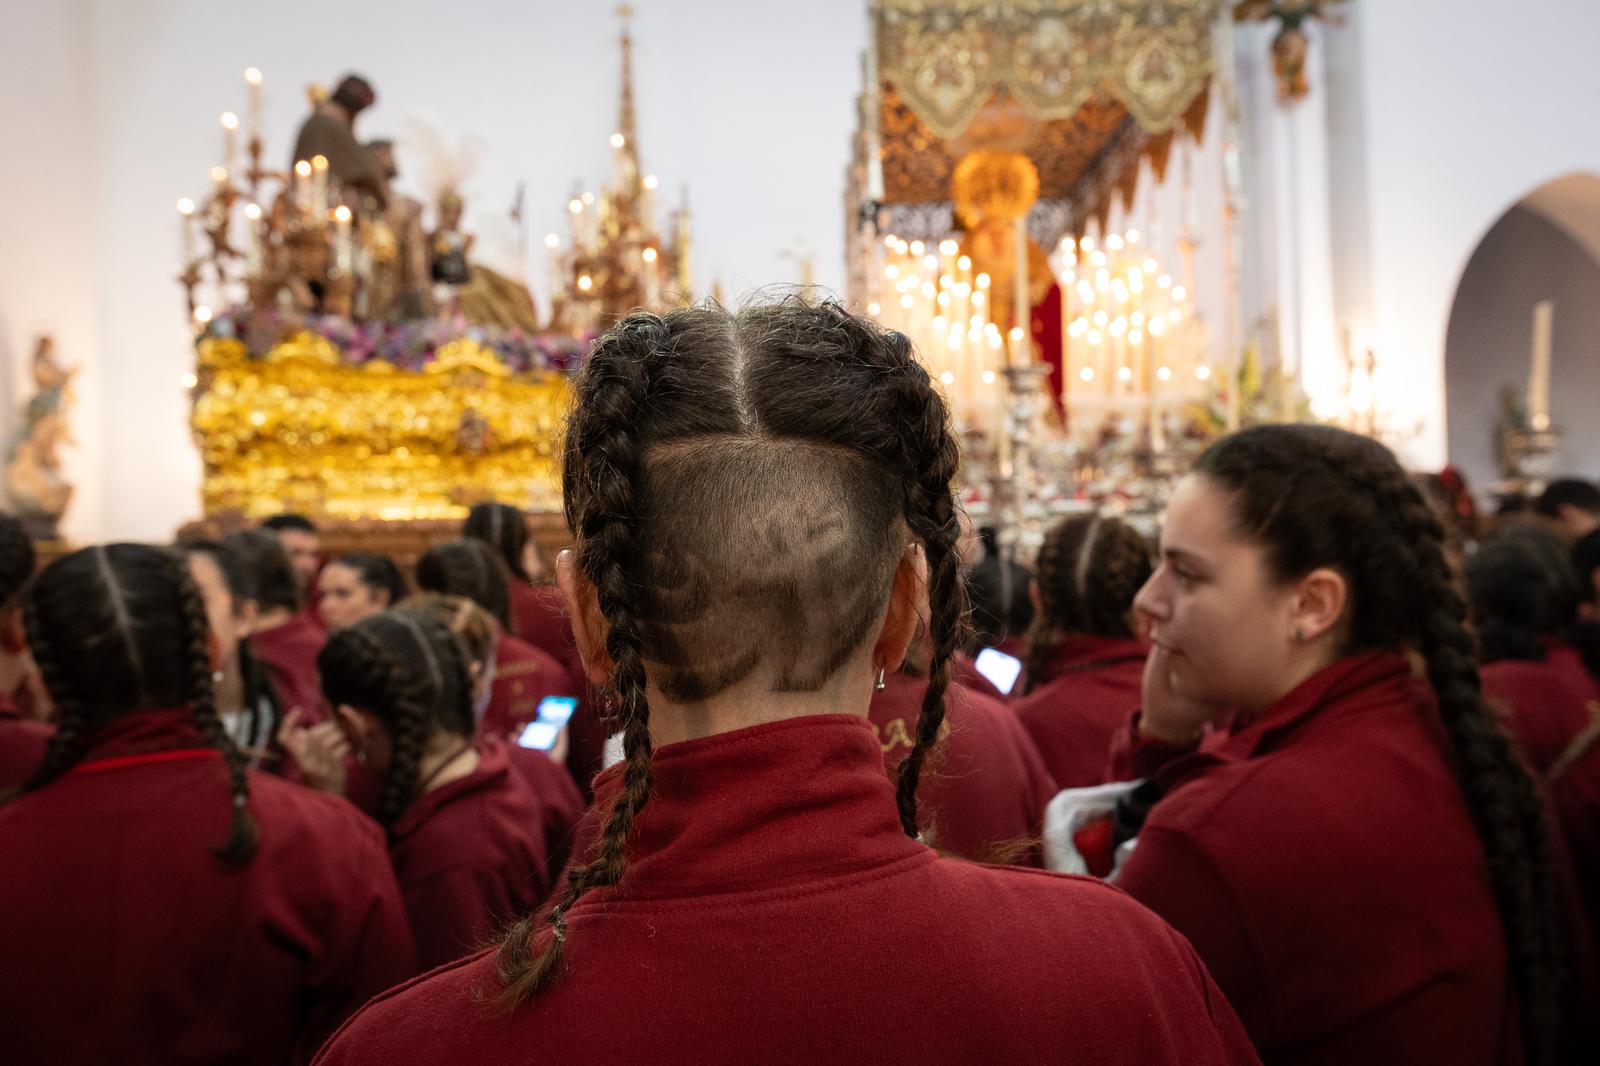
[220,112,239,177]
[243,202,263,274]
[312,155,329,217]
[244,68,263,142]
[1012,215,1030,364]
[177,198,196,264]
[1528,300,1554,431]
[334,205,353,272]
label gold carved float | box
[191,334,570,520]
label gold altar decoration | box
[547,6,693,333]
[191,335,570,520]
[876,0,1220,141]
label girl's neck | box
[415,734,478,794]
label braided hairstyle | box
[1195,424,1567,1065]
[416,539,513,629]
[1022,513,1152,692]
[317,611,475,828]
[464,502,540,583]
[15,544,258,863]
[493,298,969,1004]
[398,592,497,678]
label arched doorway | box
[1444,172,1600,492]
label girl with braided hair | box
[417,537,598,792]
[1102,423,1578,1065]
[398,592,586,875]
[315,301,1257,1066]
[0,510,49,788]
[463,500,576,663]
[1013,513,1152,788]
[0,544,414,1064]
[317,609,555,971]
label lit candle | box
[220,112,239,176]
[244,68,263,142]
[312,155,329,217]
[333,205,353,272]
[294,159,313,213]
[210,165,229,194]
[177,198,196,263]
[1528,300,1554,431]
[1012,215,1030,364]
[243,202,263,274]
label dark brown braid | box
[879,328,970,839]
[167,550,259,862]
[495,300,968,1005]
[1022,514,1152,693]
[318,612,472,829]
[1196,424,1567,1065]
[10,545,259,863]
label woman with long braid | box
[1013,513,1152,788]
[1107,424,1575,1064]
[315,610,555,972]
[316,302,1257,1065]
[0,544,413,1064]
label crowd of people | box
[0,300,1596,1064]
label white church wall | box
[1445,205,1600,490]
[0,0,106,541]
[1328,0,1600,468]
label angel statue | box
[5,337,76,539]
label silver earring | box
[875,667,887,692]
[212,670,225,684]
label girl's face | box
[319,565,389,631]
[1134,474,1309,715]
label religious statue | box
[1234,1,1346,100]
[430,189,474,286]
[951,150,1054,336]
[291,74,389,210]
[5,337,76,540]
[365,139,432,320]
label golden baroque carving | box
[191,335,571,521]
[879,0,1220,138]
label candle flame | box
[244,67,262,85]
[294,160,312,177]
[244,202,262,220]
[311,155,329,171]
[220,112,239,130]
[177,198,196,215]
[333,205,352,222]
